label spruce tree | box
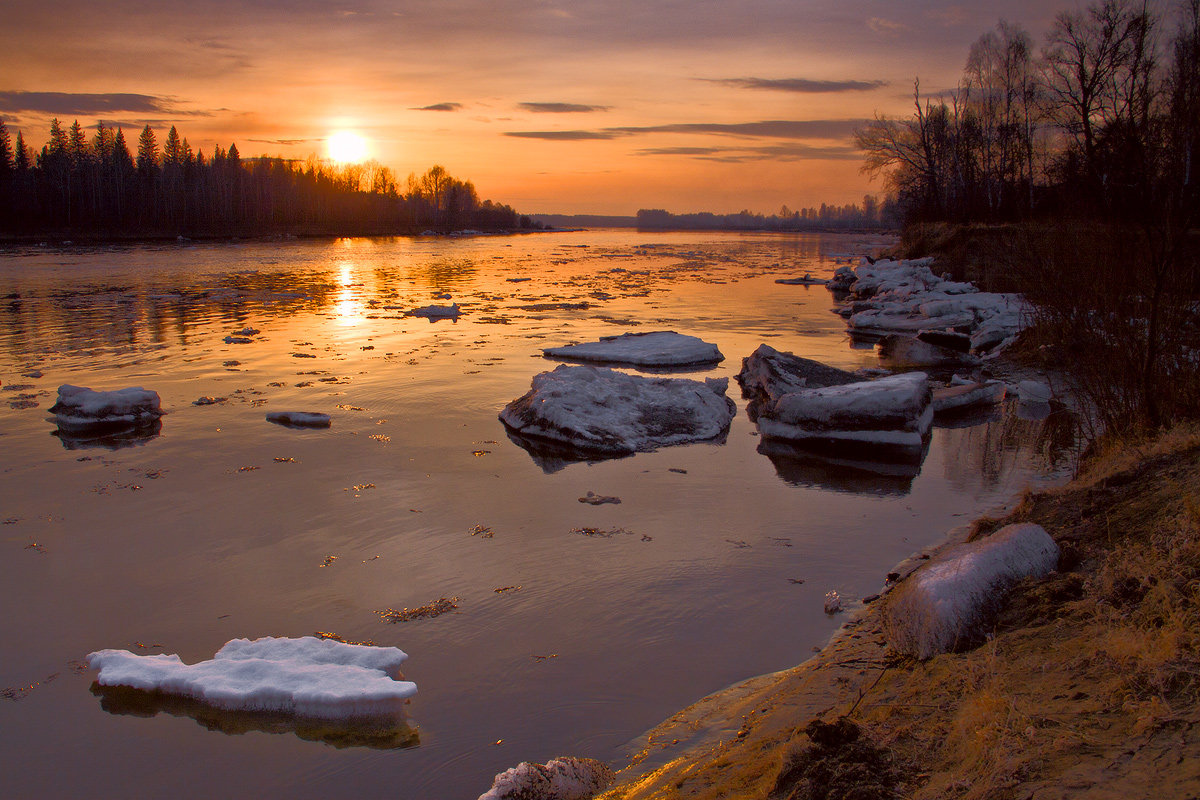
[14,131,30,172]
[0,120,12,177]
[136,125,158,175]
[113,128,134,173]
[47,119,68,159]
[68,119,88,167]
[164,126,182,167]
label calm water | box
[0,231,1072,799]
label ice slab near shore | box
[49,384,164,429]
[88,636,417,719]
[499,364,735,456]
[479,757,614,800]
[543,331,723,367]
[735,344,859,404]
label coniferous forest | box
[0,120,538,239]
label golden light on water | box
[327,131,369,163]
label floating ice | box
[88,636,417,719]
[479,756,614,800]
[543,331,723,368]
[735,344,858,406]
[49,384,164,429]
[883,523,1059,659]
[406,303,461,320]
[756,372,933,451]
[931,381,1006,414]
[499,365,735,456]
[266,411,332,428]
[774,274,827,286]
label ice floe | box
[542,331,723,368]
[754,371,932,453]
[831,258,1029,356]
[406,303,461,320]
[479,756,614,800]
[931,381,1006,414]
[883,523,1059,659]
[735,344,859,407]
[266,411,332,428]
[88,636,417,719]
[774,274,827,286]
[499,365,735,457]
[49,384,164,429]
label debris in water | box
[376,597,460,623]
[824,591,843,614]
[319,556,338,568]
[570,527,634,539]
[238,466,260,472]
[726,539,751,548]
[369,434,390,444]
[314,631,377,646]
[789,578,806,585]
[273,457,297,463]
[532,654,558,662]
[669,468,688,474]
[470,525,494,538]
[25,542,45,553]
[579,491,621,505]
[494,586,522,594]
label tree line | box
[0,120,539,238]
[636,196,892,231]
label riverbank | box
[599,423,1200,799]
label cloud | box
[867,17,909,35]
[606,119,864,140]
[0,91,195,115]
[247,137,315,145]
[703,77,888,93]
[412,102,463,111]
[637,142,862,162]
[504,130,621,140]
[518,102,610,113]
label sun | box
[328,131,369,163]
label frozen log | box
[883,523,1059,659]
[479,757,614,800]
[756,372,932,451]
[499,365,735,456]
[266,411,332,428]
[88,636,416,719]
[543,331,723,367]
[49,384,164,429]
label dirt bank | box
[600,425,1200,800]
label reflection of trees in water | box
[939,403,1079,491]
[91,683,419,750]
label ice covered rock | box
[479,756,614,800]
[735,344,858,405]
[406,303,461,320]
[756,372,933,451]
[266,411,332,428]
[499,365,735,456]
[543,331,723,368]
[88,636,417,718]
[931,381,1006,414]
[883,523,1059,659]
[49,384,164,429]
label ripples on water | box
[0,231,1074,799]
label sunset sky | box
[5,0,1095,214]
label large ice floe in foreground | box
[88,636,416,719]
[479,757,615,800]
[543,331,723,368]
[833,257,1029,356]
[883,523,1059,659]
[735,344,859,407]
[755,371,933,454]
[49,384,164,429]
[499,364,735,457]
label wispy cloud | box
[412,102,463,111]
[867,17,909,35]
[518,102,610,113]
[637,142,862,162]
[606,119,864,140]
[703,77,887,93]
[0,91,204,116]
[504,129,621,140]
[247,137,315,145]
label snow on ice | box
[931,380,1006,414]
[883,523,1059,659]
[49,384,164,429]
[88,636,417,718]
[479,757,614,800]
[406,303,461,320]
[266,411,332,427]
[499,365,735,456]
[543,331,723,368]
[735,344,859,406]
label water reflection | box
[757,438,925,496]
[51,418,162,450]
[939,403,1078,490]
[90,684,420,750]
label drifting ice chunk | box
[223,336,253,344]
[543,331,723,368]
[499,365,735,456]
[774,274,827,286]
[88,636,417,719]
[49,384,164,429]
[827,265,857,291]
[736,344,858,405]
[406,303,461,320]
[883,523,1059,659]
[479,756,614,800]
[266,411,332,428]
[931,381,1006,414]
[757,372,932,451]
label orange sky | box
[2,0,1081,214]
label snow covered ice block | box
[49,384,164,429]
[735,344,859,404]
[931,381,1006,414]
[266,411,332,428]
[542,330,723,368]
[406,303,461,319]
[883,523,1059,659]
[499,364,735,456]
[756,371,933,451]
[88,636,416,719]
[479,756,614,800]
